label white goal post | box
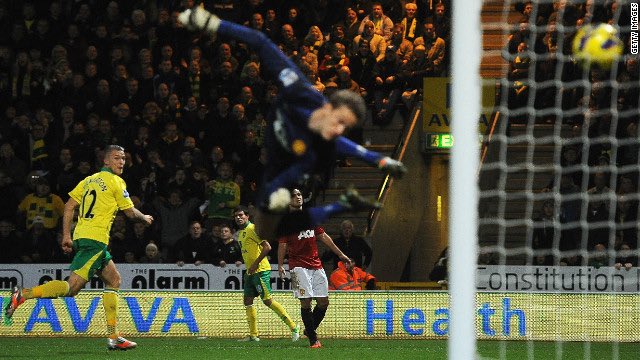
[449,0,482,359]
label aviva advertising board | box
[1,291,639,342]
[422,77,497,152]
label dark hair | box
[328,90,366,125]
[233,205,250,216]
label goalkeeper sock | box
[301,307,317,344]
[312,305,328,330]
[103,288,119,339]
[246,305,258,337]
[268,300,295,330]
[25,280,69,299]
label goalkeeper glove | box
[378,157,407,178]
[178,7,221,33]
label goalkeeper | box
[178,7,407,239]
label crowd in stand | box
[505,1,639,266]
[0,0,440,265]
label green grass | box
[0,338,638,359]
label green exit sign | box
[425,133,454,151]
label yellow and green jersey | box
[237,222,271,272]
[68,168,134,245]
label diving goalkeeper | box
[178,7,407,239]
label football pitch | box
[0,337,637,359]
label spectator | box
[614,242,637,271]
[239,61,266,103]
[284,6,307,40]
[210,61,241,105]
[174,220,213,266]
[358,2,394,41]
[278,24,300,57]
[17,177,65,231]
[124,222,155,260]
[399,44,430,109]
[322,25,350,57]
[212,224,242,267]
[348,39,377,99]
[388,23,414,64]
[204,162,241,228]
[139,242,163,263]
[399,2,421,42]
[615,194,639,249]
[353,20,386,62]
[303,26,325,55]
[340,8,361,44]
[325,220,372,270]
[331,65,361,94]
[329,259,376,290]
[107,213,130,263]
[413,20,446,76]
[319,42,349,80]
[152,188,201,261]
[429,247,448,282]
[372,45,403,124]
[433,2,451,46]
[588,243,608,268]
[588,171,613,213]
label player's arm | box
[335,136,407,178]
[318,232,351,265]
[122,207,153,225]
[248,240,271,274]
[61,198,79,254]
[277,240,288,278]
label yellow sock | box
[268,300,295,330]
[246,305,258,337]
[25,281,69,299]
[103,288,119,339]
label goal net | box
[453,0,638,358]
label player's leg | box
[4,240,97,318]
[100,260,135,351]
[257,270,299,341]
[292,267,320,347]
[305,186,381,226]
[240,273,260,341]
[311,269,330,333]
[4,278,74,319]
[312,297,329,332]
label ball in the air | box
[572,24,623,68]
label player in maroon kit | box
[277,188,351,348]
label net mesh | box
[476,0,638,353]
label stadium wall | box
[1,290,639,341]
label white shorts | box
[290,267,328,299]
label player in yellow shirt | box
[233,206,299,342]
[4,145,154,351]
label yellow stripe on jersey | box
[237,222,271,273]
[69,168,134,245]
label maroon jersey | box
[279,226,325,269]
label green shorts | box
[243,270,272,300]
[69,239,112,281]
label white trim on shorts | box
[290,267,328,298]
